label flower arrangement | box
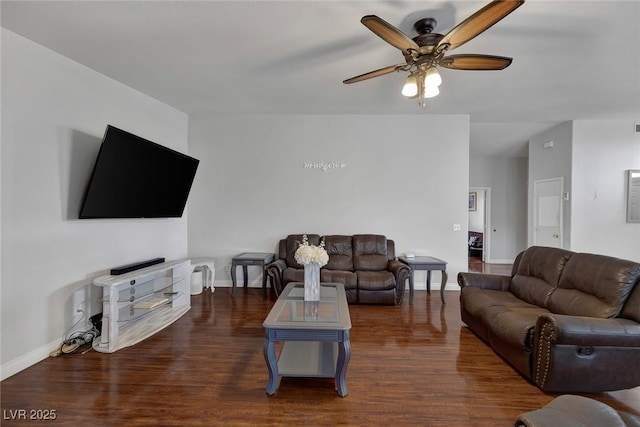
[294,235,329,267]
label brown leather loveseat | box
[265,234,410,305]
[457,246,640,393]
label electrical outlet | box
[225,265,231,273]
[453,224,461,231]
[72,288,86,320]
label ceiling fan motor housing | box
[414,18,437,34]
[412,18,444,50]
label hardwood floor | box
[468,256,512,275]
[2,283,639,426]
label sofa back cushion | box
[284,234,321,268]
[386,239,396,261]
[323,235,354,271]
[621,284,640,322]
[353,235,388,271]
[547,253,640,318]
[509,246,573,307]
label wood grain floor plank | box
[1,286,638,426]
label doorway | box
[469,187,490,263]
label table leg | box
[242,265,248,288]
[426,270,432,294]
[336,332,351,397]
[409,269,415,305]
[263,332,279,395]
[262,265,268,297]
[201,267,208,290]
[440,269,448,304]
[231,263,238,297]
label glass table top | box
[275,300,339,323]
[263,283,350,329]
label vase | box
[303,262,321,301]
[304,301,319,321]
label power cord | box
[50,309,100,356]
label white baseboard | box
[213,280,460,292]
[215,280,460,292]
[486,258,514,265]
[407,282,459,292]
[214,279,260,288]
[1,339,61,381]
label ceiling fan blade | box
[343,64,406,84]
[361,15,420,54]
[439,54,513,70]
[436,0,524,53]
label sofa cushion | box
[514,246,573,286]
[323,235,354,271]
[284,234,321,268]
[548,253,640,318]
[461,286,548,350]
[509,246,573,307]
[510,275,555,308]
[483,305,549,350]
[356,270,395,291]
[461,286,535,319]
[320,269,357,289]
[353,235,388,271]
[621,285,640,323]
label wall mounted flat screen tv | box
[79,125,199,219]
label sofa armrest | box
[265,259,287,297]
[457,272,511,291]
[535,313,640,347]
[388,259,411,305]
[533,313,640,392]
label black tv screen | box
[79,125,199,219]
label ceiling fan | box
[343,0,525,107]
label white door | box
[533,178,563,248]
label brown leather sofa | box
[265,234,410,305]
[457,246,640,393]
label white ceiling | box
[2,0,639,157]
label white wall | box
[571,120,640,261]
[527,120,640,261]
[470,157,528,262]
[528,122,573,248]
[188,114,470,291]
[1,29,190,379]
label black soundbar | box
[110,258,165,275]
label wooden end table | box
[231,252,275,297]
[398,256,448,305]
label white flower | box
[294,235,329,267]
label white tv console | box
[92,259,192,353]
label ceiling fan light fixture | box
[401,73,418,97]
[424,66,442,87]
[424,84,440,98]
